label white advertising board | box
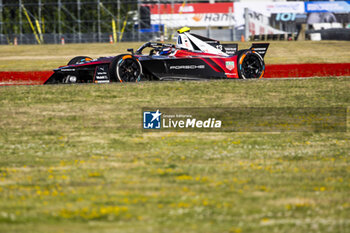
[149,2,305,30]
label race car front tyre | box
[237,50,265,79]
[110,54,142,82]
[67,56,92,65]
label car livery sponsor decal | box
[225,61,235,71]
[61,68,76,72]
[94,64,110,82]
[169,65,205,70]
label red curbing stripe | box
[0,63,349,86]
[264,63,350,78]
[0,71,53,86]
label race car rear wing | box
[215,43,269,57]
[249,43,269,58]
[219,43,269,57]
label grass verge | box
[0,78,349,233]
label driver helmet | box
[160,47,173,55]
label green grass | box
[0,40,349,71]
[0,78,349,233]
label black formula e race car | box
[44,27,269,84]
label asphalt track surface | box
[1,63,350,86]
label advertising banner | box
[145,2,349,35]
[305,1,350,13]
[234,2,305,27]
[264,2,306,13]
[306,13,350,24]
[147,2,306,28]
[271,13,307,24]
[146,3,233,15]
[144,3,235,28]
[146,2,350,31]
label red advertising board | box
[144,3,234,15]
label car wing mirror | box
[127,48,134,55]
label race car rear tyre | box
[110,54,142,82]
[237,50,265,79]
[67,56,92,65]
